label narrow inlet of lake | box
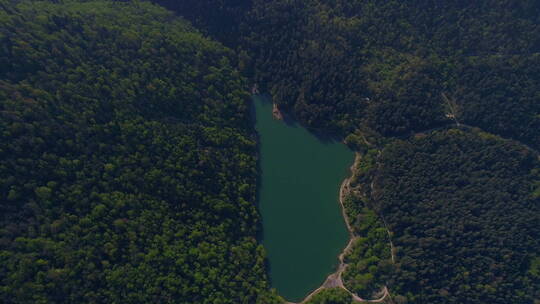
[253,95,352,302]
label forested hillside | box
[2,0,539,303]
[240,1,540,303]
[244,0,540,147]
[150,0,251,46]
[362,130,540,303]
[0,1,280,303]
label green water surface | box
[253,95,352,301]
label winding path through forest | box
[285,153,391,304]
[284,117,539,304]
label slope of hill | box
[0,1,280,303]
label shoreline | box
[285,152,390,304]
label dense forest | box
[342,199,392,300]
[0,1,281,303]
[361,130,540,303]
[150,0,251,46]
[239,2,540,302]
[242,0,540,147]
[2,0,540,303]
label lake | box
[253,95,352,302]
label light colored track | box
[284,153,391,304]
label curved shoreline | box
[285,152,390,304]
[282,121,539,304]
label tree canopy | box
[2,0,539,303]
[0,1,280,303]
[363,130,540,303]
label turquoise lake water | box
[253,95,352,301]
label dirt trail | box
[285,115,540,304]
[285,153,390,304]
